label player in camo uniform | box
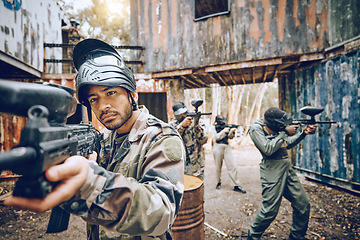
[5,39,185,240]
[61,18,85,73]
[170,102,208,180]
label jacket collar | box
[128,105,150,142]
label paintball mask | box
[70,18,80,27]
[215,115,227,125]
[173,102,187,116]
[264,107,293,132]
[73,38,137,110]
[172,102,187,122]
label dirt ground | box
[203,144,360,239]
[0,144,360,240]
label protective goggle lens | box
[216,117,227,123]
[80,50,124,68]
[92,55,123,66]
[280,112,293,125]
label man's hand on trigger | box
[304,125,317,135]
[181,117,193,128]
[3,156,89,213]
[88,151,98,162]
[285,125,299,136]
[223,127,230,134]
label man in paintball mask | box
[170,102,208,180]
[211,115,246,193]
[5,39,185,240]
[247,107,317,240]
[61,18,85,73]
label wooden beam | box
[205,58,283,73]
[252,68,256,84]
[152,69,192,78]
[42,73,76,80]
[273,66,279,80]
[239,68,246,84]
[180,75,203,88]
[192,74,209,87]
[0,50,42,78]
[192,68,207,75]
[227,70,237,85]
[134,73,152,80]
[206,73,218,83]
[212,72,228,86]
[299,52,324,62]
[277,63,298,71]
[262,66,268,83]
[218,73,229,86]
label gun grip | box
[46,206,70,233]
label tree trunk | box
[233,83,268,147]
[228,85,245,125]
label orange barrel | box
[171,174,204,240]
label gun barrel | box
[291,120,306,124]
[0,147,37,174]
[315,121,337,124]
[0,80,77,125]
[292,120,337,125]
[187,112,212,117]
[225,124,240,128]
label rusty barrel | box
[171,174,204,240]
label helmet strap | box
[86,106,92,122]
[128,92,138,111]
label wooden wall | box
[280,45,360,192]
[0,0,64,76]
[131,0,334,73]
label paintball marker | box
[222,124,240,129]
[186,98,212,125]
[292,106,337,126]
[215,124,240,134]
[0,80,102,233]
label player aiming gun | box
[170,98,210,179]
[214,116,240,138]
[0,80,101,233]
[186,98,212,125]
[292,106,337,126]
[212,115,247,193]
[217,124,240,129]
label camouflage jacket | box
[61,25,85,42]
[61,106,185,240]
[169,118,208,179]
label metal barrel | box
[171,174,204,240]
[0,147,37,174]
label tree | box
[58,0,130,45]
[184,80,278,149]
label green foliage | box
[57,0,74,13]
[59,0,130,45]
